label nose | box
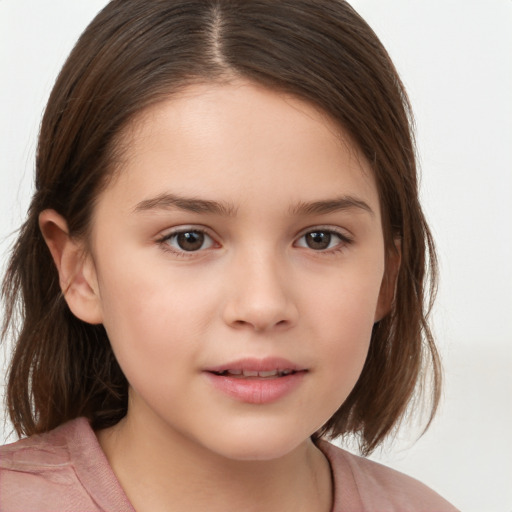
[222,250,299,332]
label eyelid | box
[293,225,354,250]
[157,225,220,256]
[295,224,353,239]
[155,224,353,256]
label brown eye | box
[176,231,205,251]
[295,229,349,251]
[164,230,214,252]
[304,231,332,250]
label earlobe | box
[374,239,402,323]
[39,209,103,325]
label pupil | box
[177,231,204,251]
[306,231,331,250]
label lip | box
[204,357,305,374]
[203,357,308,404]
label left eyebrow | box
[289,196,374,216]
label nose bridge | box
[223,244,297,332]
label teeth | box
[257,370,278,378]
[219,369,296,378]
[242,370,259,377]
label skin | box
[40,80,398,512]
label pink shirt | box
[0,418,458,511]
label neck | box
[97,410,332,512]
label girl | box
[0,1,458,510]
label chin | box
[201,426,311,462]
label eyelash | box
[156,226,353,257]
[157,227,217,258]
[294,227,353,254]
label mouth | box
[209,369,299,379]
[203,358,307,404]
[204,357,307,379]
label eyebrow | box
[133,193,238,216]
[289,196,374,216]
[133,192,373,217]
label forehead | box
[102,80,380,217]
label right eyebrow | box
[132,193,238,216]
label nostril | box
[222,288,298,332]
[233,319,250,328]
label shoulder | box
[0,418,95,511]
[317,440,460,512]
[0,418,132,512]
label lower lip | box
[204,372,306,404]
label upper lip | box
[204,357,307,374]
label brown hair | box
[2,0,440,455]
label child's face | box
[83,80,392,460]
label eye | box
[161,229,215,253]
[295,229,350,251]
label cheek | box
[95,257,219,385]
[304,260,383,337]
[98,248,219,332]
[317,297,374,380]
[304,268,383,395]
[98,281,201,410]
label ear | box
[374,238,401,322]
[39,209,103,325]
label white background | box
[1,1,511,510]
